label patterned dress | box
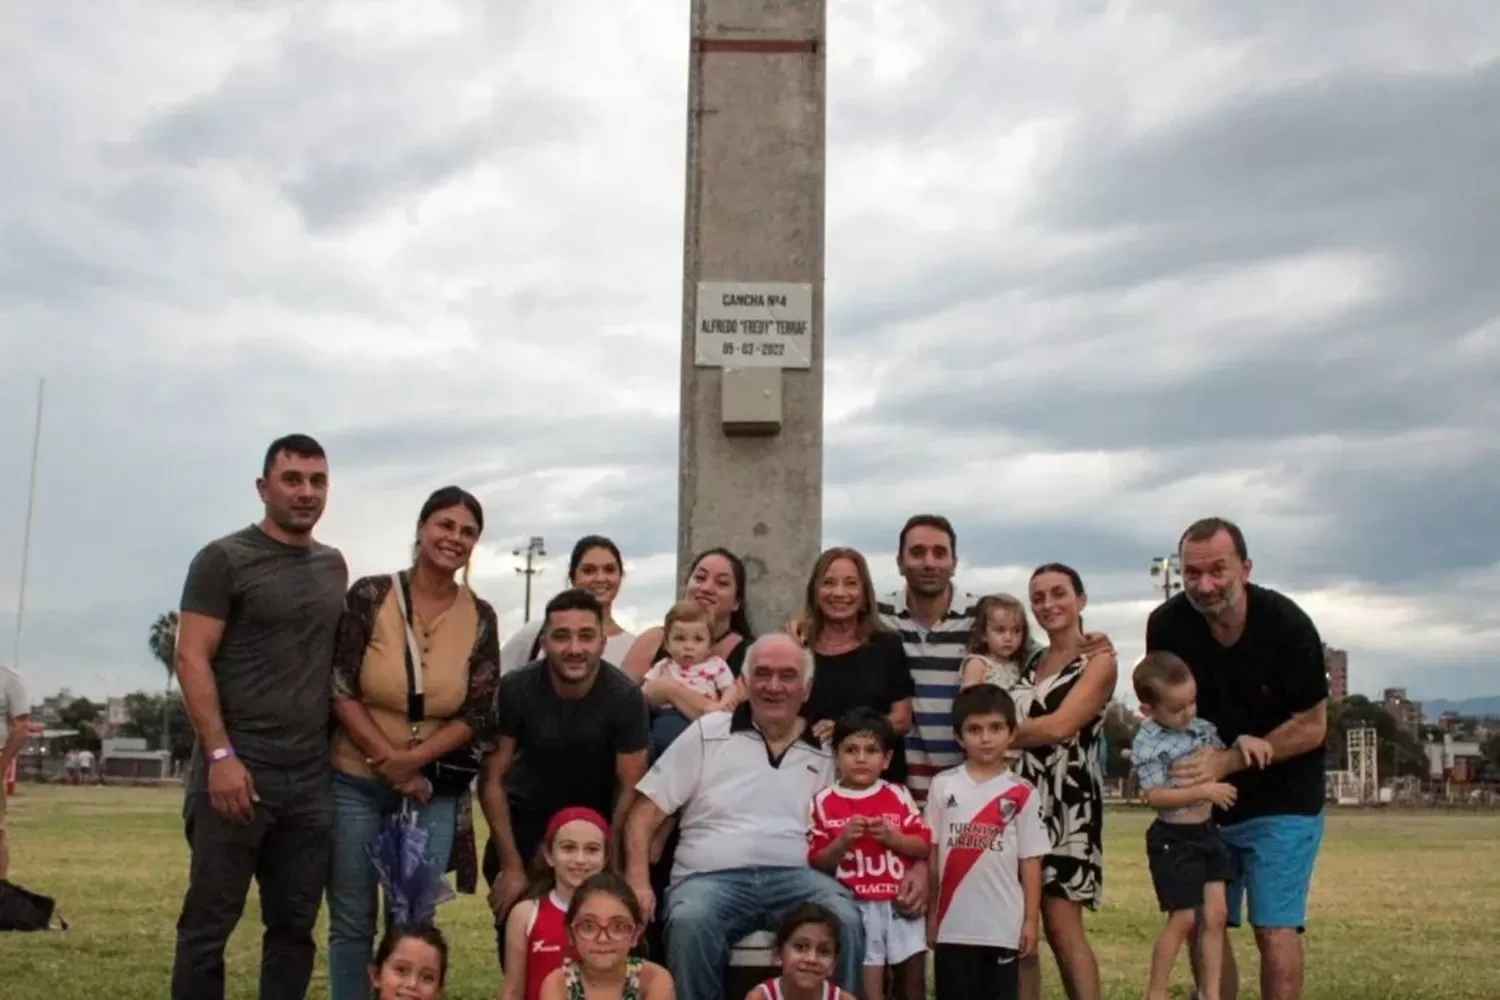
[1015,650,1105,909]
[562,957,644,999]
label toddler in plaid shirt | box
[1131,652,1271,1000]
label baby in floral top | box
[643,599,736,761]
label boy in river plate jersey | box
[924,685,1048,1000]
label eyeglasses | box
[571,917,637,942]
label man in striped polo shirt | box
[876,514,980,805]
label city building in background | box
[1383,686,1423,738]
[1324,645,1349,702]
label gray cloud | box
[2,0,1497,708]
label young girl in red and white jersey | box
[502,807,611,1000]
[745,903,856,1000]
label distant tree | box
[148,610,179,683]
[121,691,192,761]
[57,698,102,753]
[1481,732,1500,782]
[147,609,180,753]
[1102,701,1140,781]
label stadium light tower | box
[514,536,547,623]
[1149,553,1183,602]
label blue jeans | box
[666,866,863,1000]
[327,772,458,1000]
[650,708,693,761]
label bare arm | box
[1012,652,1118,748]
[621,628,665,683]
[882,829,930,860]
[1265,701,1328,760]
[612,749,647,861]
[643,675,719,717]
[809,827,856,874]
[539,969,567,1000]
[478,737,523,871]
[406,720,473,766]
[500,901,534,1000]
[958,656,987,690]
[625,795,669,883]
[176,611,230,753]
[643,963,677,1000]
[1021,855,1041,918]
[1200,701,1329,781]
[1019,855,1041,953]
[887,698,913,737]
[331,700,400,761]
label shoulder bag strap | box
[390,572,425,728]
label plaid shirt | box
[1131,717,1224,819]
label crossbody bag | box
[390,572,482,797]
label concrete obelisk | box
[677,0,826,634]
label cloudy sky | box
[3,1,1497,708]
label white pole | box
[14,376,44,670]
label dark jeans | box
[482,807,549,969]
[649,708,693,762]
[170,759,333,1000]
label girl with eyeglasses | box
[539,872,674,1000]
[502,808,612,1000]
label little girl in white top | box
[959,594,1032,694]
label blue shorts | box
[1219,813,1323,931]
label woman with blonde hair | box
[797,546,915,772]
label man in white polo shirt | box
[625,633,864,1000]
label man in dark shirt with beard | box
[1146,517,1328,1000]
[170,434,349,1000]
[478,587,650,968]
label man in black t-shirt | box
[477,587,649,968]
[1145,518,1327,1000]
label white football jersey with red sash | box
[924,766,1050,948]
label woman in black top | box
[797,547,915,782]
[621,547,754,694]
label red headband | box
[545,806,611,844]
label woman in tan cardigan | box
[326,486,500,1000]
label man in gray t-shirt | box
[170,434,347,1000]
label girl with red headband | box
[502,807,612,1000]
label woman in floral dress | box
[1012,563,1117,1000]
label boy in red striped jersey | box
[808,708,932,1000]
[924,685,1048,1000]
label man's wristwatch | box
[208,746,236,764]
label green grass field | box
[5,786,1497,999]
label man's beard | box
[1187,580,1241,618]
[271,506,318,535]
